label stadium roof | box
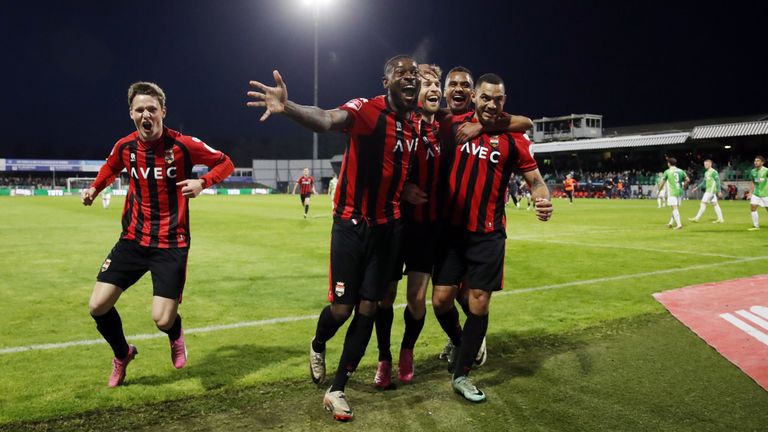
[690,121,768,140]
[530,132,690,154]
[601,114,768,136]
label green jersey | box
[702,168,720,194]
[104,186,113,195]
[662,167,687,197]
[328,178,338,195]
[751,166,768,198]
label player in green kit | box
[657,157,689,230]
[748,155,768,230]
[656,172,667,208]
[689,159,724,223]
[102,185,113,209]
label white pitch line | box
[512,238,742,259]
[2,255,767,356]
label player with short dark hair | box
[82,81,234,388]
[293,167,317,218]
[370,64,443,389]
[247,55,420,421]
[657,157,689,229]
[435,67,533,367]
[432,72,552,402]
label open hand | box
[247,70,288,122]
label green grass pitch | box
[1,195,767,431]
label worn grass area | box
[0,196,766,430]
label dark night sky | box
[1,0,766,165]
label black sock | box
[453,311,489,379]
[330,312,376,392]
[160,315,182,341]
[401,307,425,350]
[458,297,471,317]
[313,305,344,352]
[374,306,394,361]
[304,204,309,214]
[92,307,129,359]
[435,306,462,347]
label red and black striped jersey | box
[91,127,234,248]
[334,95,418,225]
[441,114,538,233]
[403,116,441,223]
[298,175,314,195]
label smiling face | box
[444,71,474,114]
[130,94,166,141]
[383,57,420,114]
[473,82,506,126]
[418,68,442,115]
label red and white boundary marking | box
[654,274,768,391]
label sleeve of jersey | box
[185,138,234,187]
[337,98,373,136]
[514,135,538,172]
[90,141,125,194]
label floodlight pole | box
[312,3,319,173]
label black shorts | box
[433,226,506,292]
[300,193,311,203]
[328,218,403,305]
[96,239,189,301]
[566,190,574,199]
[392,220,441,281]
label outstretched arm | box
[522,169,553,222]
[247,70,351,132]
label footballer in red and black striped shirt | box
[82,82,234,388]
[293,168,317,218]
[432,73,552,402]
[370,64,444,388]
[247,56,420,420]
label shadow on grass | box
[130,343,304,390]
[0,314,666,432]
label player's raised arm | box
[522,168,553,222]
[247,70,352,132]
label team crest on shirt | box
[490,136,500,148]
[335,282,345,297]
[100,258,111,272]
[130,153,136,162]
[165,149,174,164]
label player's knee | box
[468,290,491,315]
[357,299,378,317]
[88,299,110,316]
[431,292,452,314]
[329,304,353,322]
[154,315,174,330]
